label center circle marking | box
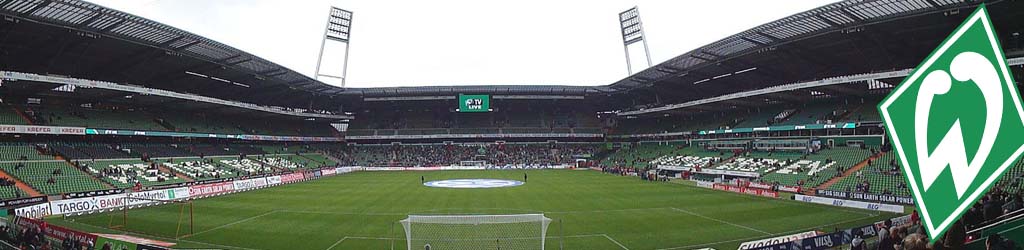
[424,179,524,189]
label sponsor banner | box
[713,184,779,198]
[50,194,127,215]
[876,214,913,229]
[345,133,603,140]
[744,183,801,193]
[657,165,759,178]
[47,224,98,242]
[233,178,262,190]
[486,165,570,170]
[84,129,343,142]
[126,188,190,206]
[815,189,914,205]
[777,185,801,193]
[364,167,406,171]
[793,194,903,213]
[15,216,45,231]
[695,181,714,188]
[188,182,235,197]
[739,231,818,250]
[698,123,858,135]
[336,167,362,174]
[748,182,773,190]
[280,173,305,183]
[16,217,100,243]
[64,188,124,199]
[0,124,85,135]
[14,202,51,219]
[253,177,268,187]
[266,175,282,185]
[790,232,843,250]
[0,195,47,209]
[321,168,337,176]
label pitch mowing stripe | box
[670,207,772,235]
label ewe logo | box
[879,5,1024,240]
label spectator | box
[902,233,928,250]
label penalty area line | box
[325,236,348,250]
[670,207,772,235]
[602,234,630,250]
[187,210,278,238]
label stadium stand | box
[827,151,911,197]
[0,184,25,199]
[0,161,109,195]
[50,143,129,160]
[161,114,245,134]
[160,158,238,180]
[0,144,50,161]
[29,106,166,131]
[759,147,872,188]
[85,160,182,188]
[346,143,597,167]
[121,143,193,158]
[219,158,275,175]
[0,105,29,125]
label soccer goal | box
[400,214,552,250]
[109,196,194,239]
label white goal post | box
[400,214,552,250]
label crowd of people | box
[2,224,96,250]
[344,144,598,167]
[850,211,1020,250]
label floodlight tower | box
[315,7,353,87]
[619,6,652,75]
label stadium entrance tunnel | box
[423,179,524,189]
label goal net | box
[109,196,194,239]
[400,214,552,250]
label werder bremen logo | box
[879,5,1024,240]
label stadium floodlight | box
[619,6,653,75]
[314,7,353,87]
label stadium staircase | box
[10,106,34,125]
[153,118,176,131]
[813,152,883,192]
[157,163,194,182]
[0,168,42,196]
[249,157,288,172]
[64,160,117,190]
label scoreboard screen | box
[457,94,491,112]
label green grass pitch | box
[46,170,903,250]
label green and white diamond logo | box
[879,5,1024,240]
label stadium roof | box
[0,0,340,108]
[604,0,1024,108]
[0,0,1021,110]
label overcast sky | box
[87,0,836,88]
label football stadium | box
[0,0,1023,249]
